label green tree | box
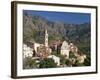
[75,60,84,66]
[69,52,76,58]
[23,57,37,69]
[39,58,57,68]
[60,55,66,65]
[83,55,91,66]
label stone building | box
[69,43,78,53]
[60,41,70,58]
[37,45,52,58]
[60,41,86,64]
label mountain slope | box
[23,14,91,55]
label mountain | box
[23,13,91,55]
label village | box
[23,28,87,69]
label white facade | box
[23,44,33,58]
[48,55,60,66]
[34,43,41,53]
[61,41,70,58]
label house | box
[33,43,41,53]
[37,45,52,58]
[60,41,70,58]
[23,44,33,58]
[69,43,78,53]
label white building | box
[23,44,33,58]
[61,41,70,58]
[34,43,42,53]
[48,55,60,66]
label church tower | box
[45,28,48,47]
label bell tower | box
[45,28,48,47]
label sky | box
[23,10,91,24]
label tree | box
[69,51,76,58]
[65,59,71,66]
[23,57,37,69]
[39,58,57,68]
[83,55,91,66]
[59,55,66,66]
[74,59,84,66]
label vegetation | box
[23,57,38,69]
[23,12,91,68]
[39,58,57,68]
[69,52,76,58]
[83,55,91,66]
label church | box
[60,41,70,58]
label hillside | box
[23,13,91,55]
